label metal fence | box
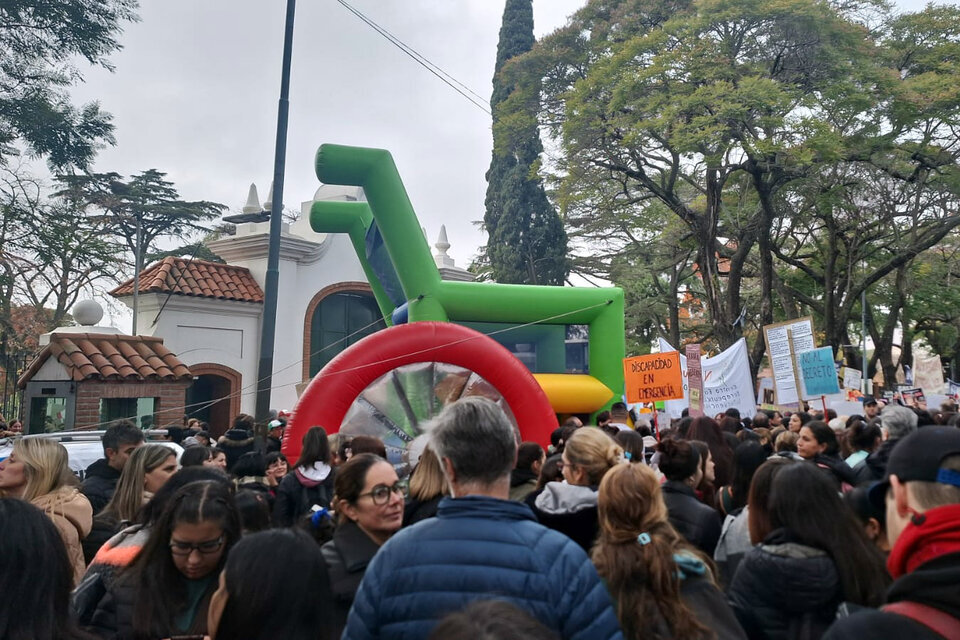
[0,352,30,424]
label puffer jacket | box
[530,481,600,551]
[321,520,381,638]
[343,496,623,640]
[33,486,93,586]
[662,480,722,556]
[219,429,254,471]
[272,463,336,527]
[729,528,842,640]
[81,458,120,514]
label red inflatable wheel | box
[284,322,557,470]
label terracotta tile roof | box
[109,257,263,303]
[18,333,193,387]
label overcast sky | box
[65,0,940,328]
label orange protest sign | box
[623,352,684,403]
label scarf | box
[887,503,960,579]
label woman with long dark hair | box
[322,453,404,637]
[208,528,334,640]
[713,441,769,589]
[88,481,242,639]
[687,417,734,489]
[592,463,746,640]
[658,438,722,555]
[0,499,94,640]
[273,426,336,526]
[796,420,858,489]
[844,419,882,468]
[729,463,890,639]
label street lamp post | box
[254,0,297,425]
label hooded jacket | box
[272,462,335,527]
[509,468,538,502]
[81,458,121,514]
[33,486,93,586]
[729,528,842,640]
[343,496,623,640]
[530,481,600,551]
[219,429,255,471]
[662,480,722,556]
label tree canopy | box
[498,0,960,374]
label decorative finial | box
[434,225,454,268]
[263,182,274,212]
[242,184,261,214]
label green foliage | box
[497,0,960,370]
[482,0,569,285]
[0,0,138,168]
[54,170,226,272]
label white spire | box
[434,225,454,268]
[263,182,274,211]
[242,184,261,214]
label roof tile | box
[109,257,263,303]
[18,334,194,388]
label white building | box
[110,185,473,435]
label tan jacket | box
[32,486,93,585]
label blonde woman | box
[593,463,745,640]
[83,444,178,563]
[0,438,92,585]
[403,446,447,526]
[531,427,622,550]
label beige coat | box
[32,486,93,586]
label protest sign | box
[798,347,841,398]
[842,367,862,391]
[686,344,703,417]
[899,387,926,405]
[913,354,944,394]
[763,317,815,405]
[623,351,684,403]
[658,338,757,419]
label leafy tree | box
[54,170,226,277]
[498,0,960,373]
[0,0,138,169]
[481,0,568,285]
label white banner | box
[913,354,944,394]
[659,338,757,419]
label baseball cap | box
[868,427,960,509]
[268,419,284,430]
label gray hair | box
[429,397,517,486]
[880,404,918,440]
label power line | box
[334,0,492,116]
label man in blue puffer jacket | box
[342,397,623,640]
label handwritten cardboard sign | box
[798,347,840,398]
[623,351,684,403]
[685,344,703,417]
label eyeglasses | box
[169,535,225,556]
[357,482,404,505]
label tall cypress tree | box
[483,0,568,285]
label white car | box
[0,431,183,481]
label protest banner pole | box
[821,395,827,416]
[787,329,804,408]
[653,410,660,441]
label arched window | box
[309,291,385,377]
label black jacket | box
[824,552,960,640]
[87,570,216,639]
[852,439,897,485]
[813,453,858,489]
[403,495,442,527]
[729,528,842,640]
[528,483,600,552]
[272,469,336,527]
[82,512,122,565]
[81,459,121,515]
[219,429,255,471]
[662,480,722,556]
[321,520,381,638]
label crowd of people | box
[1,394,959,640]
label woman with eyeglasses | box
[86,480,241,639]
[321,453,404,638]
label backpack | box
[883,601,960,640]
